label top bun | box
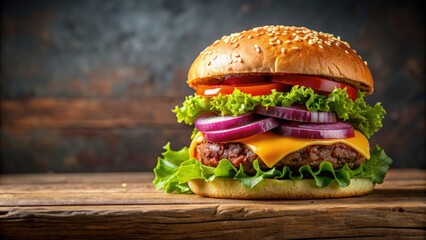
[188,25,374,94]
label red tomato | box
[272,75,358,100]
[196,83,285,96]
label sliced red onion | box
[254,105,337,123]
[195,113,256,132]
[278,122,354,139]
[203,118,279,142]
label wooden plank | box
[1,97,186,129]
[0,188,425,207]
[0,170,424,206]
[0,202,425,239]
[0,170,425,239]
[0,178,424,200]
[0,169,424,185]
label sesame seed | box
[364,61,368,65]
[233,43,239,48]
[233,53,240,57]
[345,50,349,54]
[281,47,285,54]
[237,57,243,63]
[285,40,291,43]
[335,42,340,47]
[319,45,323,49]
[247,35,253,39]
[207,61,211,66]
[277,39,281,44]
[212,55,217,60]
[269,41,275,46]
[254,44,261,53]
[292,46,299,50]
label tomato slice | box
[272,75,358,100]
[196,83,285,96]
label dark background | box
[1,0,424,173]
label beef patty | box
[195,140,366,175]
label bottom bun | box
[188,178,374,199]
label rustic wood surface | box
[0,169,425,239]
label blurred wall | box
[1,0,424,173]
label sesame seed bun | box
[188,178,374,199]
[187,25,374,94]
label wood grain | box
[0,169,425,239]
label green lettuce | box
[172,86,386,138]
[153,143,393,194]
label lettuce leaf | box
[153,143,393,194]
[362,145,393,184]
[172,86,386,138]
[152,143,193,193]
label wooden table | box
[1,169,425,239]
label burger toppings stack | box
[153,25,393,199]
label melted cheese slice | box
[189,130,370,168]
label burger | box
[153,25,392,199]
